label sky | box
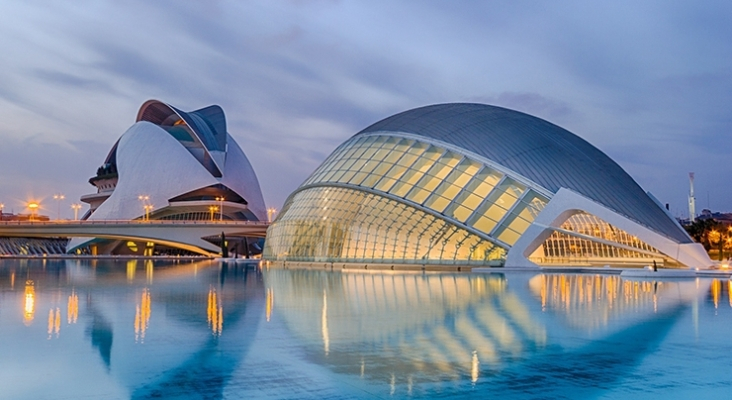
[0,0,730,220]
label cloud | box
[0,0,731,215]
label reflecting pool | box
[1,260,731,399]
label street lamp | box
[0,202,4,219]
[53,194,65,220]
[208,205,218,222]
[138,195,150,221]
[267,207,277,223]
[71,204,82,221]
[27,202,39,221]
[143,204,154,222]
[215,196,225,221]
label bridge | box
[0,220,269,256]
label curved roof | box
[356,103,691,243]
[137,100,227,176]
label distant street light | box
[27,202,39,221]
[138,195,150,221]
[71,204,82,221]
[208,205,218,222]
[267,207,277,223]
[216,196,225,222]
[0,202,4,218]
[53,194,65,220]
[144,204,154,221]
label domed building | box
[263,103,710,269]
[69,100,266,255]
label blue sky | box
[0,0,730,219]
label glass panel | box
[406,187,431,204]
[433,181,462,201]
[455,192,482,211]
[497,228,521,246]
[374,177,398,192]
[396,152,420,168]
[425,194,451,213]
[466,167,503,198]
[390,181,414,198]
[444,203,473,223]
[415,173,443,193]
[472,216,498,234]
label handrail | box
[0,220,270,226]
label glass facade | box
[302,134,549,245]
[529,212,675,267]
[264,187,505,265]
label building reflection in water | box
[264,267,546,385]
[134,288,151,343]
[530,274,709,331]
[264,266,709,387]
[708,279,732,309]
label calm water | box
[0,260,731,399]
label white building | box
[69,100,266,255]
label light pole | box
[216,196,225,221]
[71,204,82,220]
[0,202,4,220]
[143,204,153,221]
[53,194,65,220]
[267,207,277,223]
[138,195,150,221]
[208,205,218,222]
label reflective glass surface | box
[2,260,731,399]
[292,134,550,263]
[264,187,505,265]
[530,212,673,267]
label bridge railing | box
[0,220,270,226]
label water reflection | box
[263,266,710,395]
[0,259,263,399]
[134,288,151,343]
[23,280,35,325]
[0,260,726,398]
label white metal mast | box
[688,172,696,223]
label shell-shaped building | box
[263,103,710,269]
[69,100,266,255]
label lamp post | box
[208,205,218,222]
[71,204,82,221]
[143,204,153,222]
[267,207,277,223]
[215,196,225,221]
[53,194,65,220]
[27,202,39,222]
[0,203,4,220]
[138,195,150,221]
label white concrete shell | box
[70,100,267,254]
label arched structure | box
[70,100,266,255]
[263,103,710,269]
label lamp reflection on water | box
[23,280,35,326]
[207,287,223,336]
[265,288,274,322]
[134,288,151,343]
[47,307,61,339]
[67,290,78,324]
